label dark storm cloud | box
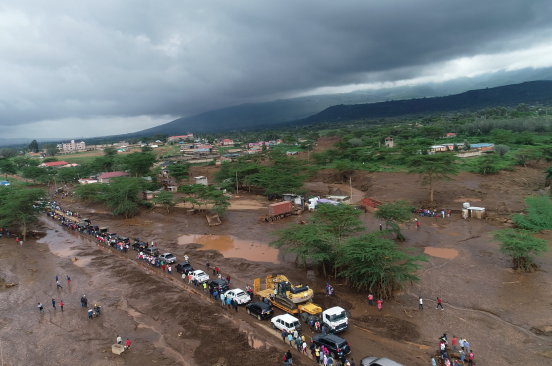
[1,0,552,136]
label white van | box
[271,314,302,333]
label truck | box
[260,201,304,222]
[253,275,322,318]
[320,306,349,333]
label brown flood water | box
[178,234,280,263]
[423,247,459,259]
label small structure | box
[98,171,130,184]
[167,186,178,192]
[445,133,456,138]
[206,213,222,226]
[195,176,208,185]
[308,197,319,211]
[462,202,485,219]
[282,193,296,202]
[384,137,394,148]
[39,161,70,168]
[142,190,155,200]
[78,178,98,185]
[0,180,10,187]
[112,344,125,355]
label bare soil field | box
[2,166,552,365]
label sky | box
[1,0,552,138]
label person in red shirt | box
[367,294,373,306]
[452,336,457,353]
[468,351,474,366]
[126,339,131,350]
[60,300,64,312]
[377,299,382,311]
[436,297,444,310]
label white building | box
[62,140,86,152]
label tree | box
[73,183,102,203]
[545,166,552,186]
[178,184,231,217]
[0,158,17,179]
[494,145,510,158]
[152,191,175,214]
[167,164,189,183]
[90,155,116,173]
[493,229,548,272]
[514,147,541,167]
[122,152,156,177]
[99,177,147,218]
[374,200,413,240]
[21,166,49,183]
[311,203,364,243]
[45,147,58,157]
[334,160,354,182]
[463,139,471,151]
[512,196,552,232]
[245,153,308,196]
[0,185,47,240]
[349,138,363,147]
[0,148,18,158]
[407,154,459,201]
[336,232,427,299]
[475,154,502,175]
[103,147,118,156]
[141,145,153,153]
[28,140,39,153]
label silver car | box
[159,253,177,264]
[360,357,405,366]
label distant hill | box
[298,81,552,124]
[134,67,552,135]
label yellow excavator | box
[254,274,321,317]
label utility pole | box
[235,171,239,194]
[350,176,353,204]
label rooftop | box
[98,171,130,179]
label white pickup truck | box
[321,306,348,333]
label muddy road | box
[2,182,552,365]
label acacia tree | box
[374,200,413,241]
[167,164,190,183]
[336,232,427,299]
[0,185,46,240]
[407,154,459,201]
[99,177,147,218]
[512,196,552,231]
[152,191,175,214]
[493,229,548,272]
[0,158,17,179]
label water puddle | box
[177,234,279,263]
[37,229,92,267]
[424,247,459,259]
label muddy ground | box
[1,166,552,366]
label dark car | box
[90,225,99,231]
[144,247,159,257]
[176,261,194,275]
[119,237,130,244]
[132,242,148,251]
[208,279,230,293]
[312,334,351,358]
[245,302,273,320]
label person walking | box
[293,329,298,340]
[167,265,172,274]
[464,340,470,353]
[416,219,420,229]
[60,300,64,311]
[203,282,207,293]
[287,333,293,346]
[220,292,225,307]
[52,298,56,310]
[162,264,165,272]
[367,294,373,306]
[215,266,219,275]
[227,275,231,285]
[281,329,287,343]
[56,280,63,289]
[126,339,131,350]
[226,295,231,310]
[213,290,218,301]
[206,261,210,270]
[67,276,71,285]
[188,273,192,284]
[436,297,444,310]
[117,335,122,345]
[468,350,474,366]
[315,346,320,364]
[88,308,93,319]
[302,341,308,355]
[379,223,382,231]
[38,302,44,313]
[16,237,19,245]
[459,338,464,352]
[419,297,423,310]
[377,299,383,311]
[233,299,238,312]
[295,336,301,352]
[209,287,213,298]
[286,350,293,365]
[56,275,59,283]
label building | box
[0,181,10,187]
[78,178,98,184]
[470,143,495,152]
[168,133,193,142]
[445,133,457,138]
[384,137,394,148]
[62,140,86,152]
[39,161,70,168]
[97,171,130,183]
[218,138,234,146]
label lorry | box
[320,306,349,333]
[260,201,304,222]
[254,275,321,317]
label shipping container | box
[268,201,293,216]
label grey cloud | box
[1,0,552,136]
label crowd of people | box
[432,334,476,366]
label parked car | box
[224,289,251,305]
[176,262,194,275]
[119,236,130,244]
[144,247,159,257]
[271,314,302,333]
[159,253,177,264]
[207,279,230,293]
[132,242,148,251]
[360,357,404,366]
[312,334,351,358]
[245,302,273,320]
[90,225,99,231]
[190,270,210,283]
